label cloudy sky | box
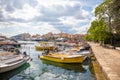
[0,0,103,37]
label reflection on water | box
[37,59,95,80]
[0,41,95,80]
[41,60,86,73]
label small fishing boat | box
[35,46,54,51]
[0,50,30,73]
[0,63,30,80]
[35,42,55,51]
[39,53,85,63]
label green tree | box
[95,0,113,32]
[85,0,120,46]
[95,0,120,34]
[86,19,111,44]
[111,0,120,34]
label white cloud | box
[0,0,103,37]
[36,0,80,7]
[9,4,42,21]
[59,16,89,26]
[32,22,60,34]
[72,24,91,34]
[0,22,60,37]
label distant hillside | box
[11,33,31,41]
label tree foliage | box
[85,19,112,43]
[95,0,120,34]
[85,0,120,45]
[111,0,120,33]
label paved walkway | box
[88,42,120,80]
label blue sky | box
[0,0,103,37]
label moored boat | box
[39,53,85,63]
[0,47,30,73]
[35,46,54,51]
[0,63,30,80]
[35,42,55,51]
[0,54,29,73]
[0,37,30,73]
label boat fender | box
[61,57,64,60]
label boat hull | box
[35,46,54,51]
[40,54,84,63]
[0,56,29,73]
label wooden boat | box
[35,46,54,51]
[0,39,21,48]
[35,42,55,51]
[0,54,29,73]
[40,53,85,63]
[0,63,30,80]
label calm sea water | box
[0,41,95,80]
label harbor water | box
[0,41,95,80]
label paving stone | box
[88,42,120,80]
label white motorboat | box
[0,53,29,73]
